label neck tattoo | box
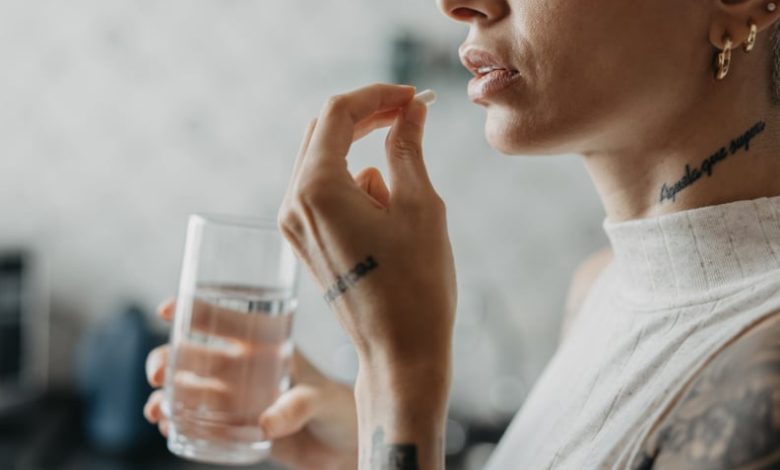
[658,120,767,204]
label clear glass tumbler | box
[163,214,298,465]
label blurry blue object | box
[76,305,159,454]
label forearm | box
[354,353,451,470]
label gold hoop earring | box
[743,22,757,52]
[716,36,732,80]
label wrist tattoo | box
[658,120,766,204]
[371,427,419,470]
[323,255,378,303]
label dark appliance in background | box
[0,250,48,415]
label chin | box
[483,105,576,157]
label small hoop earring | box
[744,22,757,52]
[769,2,778,12]
[716,36,732,80]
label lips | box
[459,46,522,103]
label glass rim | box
[189,213,279,231]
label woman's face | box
[437,0,716,156]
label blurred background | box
[0,0,607,468]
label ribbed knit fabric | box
[485,195,780,470]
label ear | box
[709,0,779,49]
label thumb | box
[258,385,320,439]
[384,99,434,199]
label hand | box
[143,299,359,470]
[277,83,456,469]
[278,83,457,370]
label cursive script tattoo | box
[659,121,767,204]
[371,427,419,470]
[323,255,378,303]
[638,314,780,469]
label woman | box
[144,0,780,468]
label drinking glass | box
[163,213,299,465]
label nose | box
[436,0,508,24]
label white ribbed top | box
[486,195,780,469]
[605,196,780,308]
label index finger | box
[307,83,416,167]
[158,297,289,342]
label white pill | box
[414,89,437,106]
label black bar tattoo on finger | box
[323,255,379,303]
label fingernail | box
[147,351,163,385]
[152,367,163,386]
[156,302,169,317]
[143,400,157,422]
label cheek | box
[482,0,681,155]
[481,58,610,156]
[480,3,618,154]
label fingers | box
[307,83,416,166]
[384,98,435,200]
[288,108,396,187]
[157,298,175,321]
[353,167,391,209]
[143,390,170,437]
[156,296,290,341]
[156,339,290,417]
[258,385,320,439]
[144,389,165,423]
[144,367,282,428]
[287,118,319,196]
[167,369,281,419]
[144,348,340,450]
[352,109,401,142]
[145,337,289,392]
[173,339,289,384]
[146,345,169,387]
[285,108,398,206]
[187,298,291,341]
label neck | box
[581,60,780,223]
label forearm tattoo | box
[323,255,378,303]
[637,316,780,469]
[371,427,419,470]
[658,120,767,204]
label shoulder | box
[560,247,613,340]
[644,312,780,470]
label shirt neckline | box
[602,195,780,307]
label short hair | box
[772,21,780,105]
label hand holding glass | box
[162,214,298,465]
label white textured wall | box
[0,0,606,418]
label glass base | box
[167,425,272,466]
